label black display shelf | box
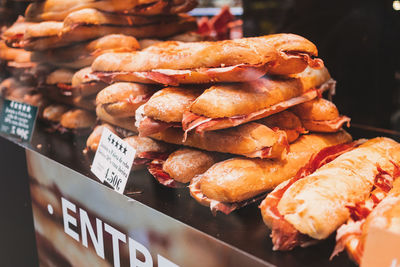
[2,119,399,266]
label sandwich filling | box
[183,79,336,134]
[331,162,400,264]
[259,139,366,250]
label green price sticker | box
[0,99,38,141]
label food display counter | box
[2,124,384,266]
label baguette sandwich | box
[25,0,198,22]
[290,98,350,132]
[39,68,97,110]
[92,34,323,85]
[138,67,331,136]
[31,34,140,69]
[182,67,334,133]
[148,148,225,188]
[1,18,34,48]
[95,82,157,132]
[259,137,400,251]
[70,67,107,97]
[189,131,352,215]
[332,149,400,264]
[22,9,197,51]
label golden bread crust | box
[25,0,197,21]
[71,67,96,86]
[0,41,32,62]
[96,82,154,117]
[31,34,140,69]
[63,8,175,27]
[189,67,330,118]
[46,69,74,85]
[163,148,217,183]
[61,14,197,46]
[144,87,201,122]
[258,110,303,143]
[60,109,96,129]
[71,67,106,97]
[2,20,34,40]
[23,12,195,50]
[198,131,352,203]
[95,64,269,85]
[278,138,400,240]
[92,33,318,73]
[151,122,289,158]
[96,105,137,132]
[24,21,63,38]
[86,123,117,152]
[42,104,70,122]
[123,135,169,155]
[291,98,339,121]
[301,116,350,133]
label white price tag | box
[91,127,136,194]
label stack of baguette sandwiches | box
[2,3,400,265]
[88,28,400,264]
[1,0,199,136]
[89,32,352,199]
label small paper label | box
[361,226,400,267]
[0,99,38,141]
[91,127,135,194]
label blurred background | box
[242,0,400,134]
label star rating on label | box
[10,101,31,113]
[107,134,128,154]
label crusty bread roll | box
[190,67,329,119]
[357,179,400,252]
[42,104,70,123]
[60,11,197,48]
[1,19,35,48]
[183,67,333,133]
[151,122,289,158]
[332,147,400,264]
[96,82,155,118]
[71,67,107,97]
[263,137,400,246]
[193,131,352,205]
[22,10,196,50]
[22,21,64,51]
[71,67,97,88]
[86,124,116,152]
[138,68,329,136]
[96,105,137,133]
[25,0,198,21]
[123,135,170,158]
[94,34,317,72]
[144,87,202,123]
[63,8,175,27]
[258,110,304,143]
[46,68,74,85]
[290,98,350,132]
[31,34,140,69]
[92,34,323,85]
[71,96,96,110]
[60,109,96,129]
[0,41,32,63]
[163,148,219,184]
[333,180,400,264]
